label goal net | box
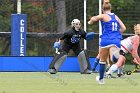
[0,0,140,57]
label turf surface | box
[0,72,140,93]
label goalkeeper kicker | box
[48,19,94,74]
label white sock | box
[118,66,124,74]
[106,64,118,75]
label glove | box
[86,32,94,41]
[53,42,61,49]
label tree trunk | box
[55,0,66,33]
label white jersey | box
[121,37,133,54]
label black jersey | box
[60,28,86,45]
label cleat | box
[117,74,122,77]
[81,69,92,74]
[96,76,105,85]
[117,74,124,78]
[105,74,116,79]
[48,68,57,74]
[92,70,98,73]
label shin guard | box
[49,53,67,71]
[78,50,91,73]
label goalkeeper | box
[48,19,94,74]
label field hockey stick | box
[125,64,140,75]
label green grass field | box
[0,72,140,93]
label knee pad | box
[49,51,67,71]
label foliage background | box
[0,0,139,63]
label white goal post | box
[17,0,21,14]
[84,0,102,49]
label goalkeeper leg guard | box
[49,52,67,74]
[78,50,92,74]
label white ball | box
[96,76,100,81]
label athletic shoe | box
[117,74,124,78]
[92,69,98,73]
[92,70,98,73]
[81,69,92,74]
[96,76,105,85]
[105,74,116,79]
[48,68,57,74]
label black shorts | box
[61,42,81,56]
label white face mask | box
[74,23,81,31]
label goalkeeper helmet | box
[71,19,81,31]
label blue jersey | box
[100,13,122,39]
[100,13,122,48]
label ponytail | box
[103,2,111,11]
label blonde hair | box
[134,24,140,35]
[103,2,112,11]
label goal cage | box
[0,0,139,58]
